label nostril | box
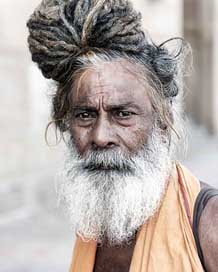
[107,142,116,148]
[92,142,116,150]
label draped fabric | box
[69,163,204,272]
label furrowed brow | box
[71,105,98,112]
[105,102,140,111]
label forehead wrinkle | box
[77,69,116,99]
[91,82,116,90]
[72,61,148,109]
[75,90,110,103]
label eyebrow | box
[104,102,141,111]
[71,102,141,112]
[71,106,97,112]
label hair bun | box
[27,0,146,82]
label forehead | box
[70,60,150,107]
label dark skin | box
[69,60,218,272]
[94,238,136,272]
[199,193,218,271]
[69,61,153,156]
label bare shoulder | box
[199,192,218,272]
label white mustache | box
[79,149,136,173]
[68,142,155,175]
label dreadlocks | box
[27,0,146,82]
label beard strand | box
[57,128,174,245]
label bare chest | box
[93,240,136,272]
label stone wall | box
[212,0,218,134]
[184,0,218,134]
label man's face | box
[58,59,173,244]
[69,60,154,156]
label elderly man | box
[27,0,218,271]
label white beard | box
[57,128,174,245]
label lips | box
[84,162,120,171]
[83,161,133,174]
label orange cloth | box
[69,163,204,272]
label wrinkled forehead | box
[70,60,150,107]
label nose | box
[91,116,117,149]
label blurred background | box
[0,0,218,271]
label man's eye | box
[115,111,134,118]
[75,112,96,120]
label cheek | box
[117,119,153,152]
[70,124,91,154]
